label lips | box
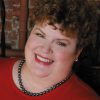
[35,54,54,65]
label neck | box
[22,63,72,93]
[20,60,72,93]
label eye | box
[57,41,67,47]
[35,33,45,38]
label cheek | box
[25,36,41,50]
[25,38,38,59]
[55,50,76,63]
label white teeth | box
[36,55,53,63]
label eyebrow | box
[35,28,46,35]
[35,27,71,43]
[56,39,70,45]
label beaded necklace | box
[18,59,72,96]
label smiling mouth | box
[35,54,54,65]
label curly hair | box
[32,0,98,49]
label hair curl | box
[32,0,98,49]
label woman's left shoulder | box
[73,74,100,100]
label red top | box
[0,58,99,100]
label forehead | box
[35,21,78,39]
[34,24,65,38]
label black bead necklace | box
[18,59,72,96]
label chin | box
[34,69,51,78]
[35,73,50,78]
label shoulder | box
[0,57,19,64]
[70,74,100,100]
[0,58,20,70]
[0,57,18,62]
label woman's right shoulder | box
[0,58,20,68]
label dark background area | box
[74,15,100,95]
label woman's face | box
[25,23,80,78]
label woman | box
[0,0,99,99]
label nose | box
[41,43,53,54]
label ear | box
[75,48,83,60]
